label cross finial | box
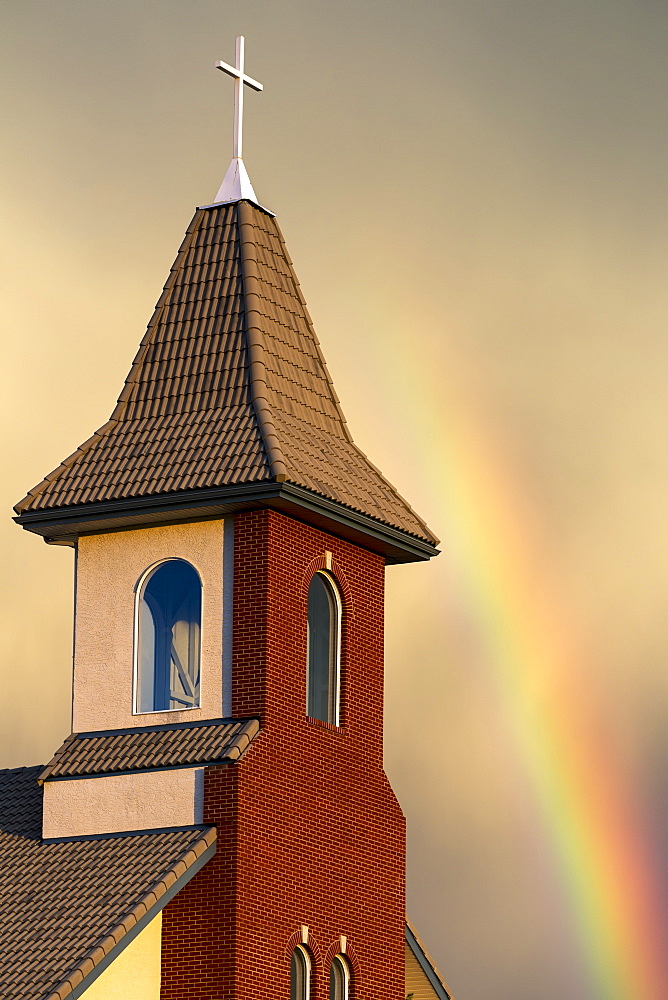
[216,36,263,160]
[213,36,263,205]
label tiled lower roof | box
[0,766,215,1000]
[39,717,260,782]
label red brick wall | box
[161,509,406,1000]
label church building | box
[1,38,454,1000]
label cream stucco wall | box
[73,520,226,732]
[42,767,204,838]
[79,912,162,1000]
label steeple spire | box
[214,36,263,205]
[15,201,438,563]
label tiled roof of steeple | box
[15,201,437,548]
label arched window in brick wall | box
[135,559,202,713]
[290,945,311,1000]
[330,954,350,999]
[306,571,341,725]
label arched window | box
[330,954,350,1000]
[290,945,311,1000]
[306,571,341,725]
[135,559,202,713]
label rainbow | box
[371,326,666,1000]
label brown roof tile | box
[15,201,437,546]
[39,717,260,782]
[0,767,215,1000]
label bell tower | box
[15,38,439,1000]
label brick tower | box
[10,43,442,1000]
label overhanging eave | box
[14,482,439,564]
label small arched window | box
[306,571,341,725]
[136,559,202,713]
[330,954,350,1000]
[290,945,311,1000]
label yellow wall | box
[405,941,441,1000]
[80,912,162,1000]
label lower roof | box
[0,767,215,1000]
[39,717,260,783]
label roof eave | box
[14,481,440,564]
[405,919,455,1000]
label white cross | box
[216,36,263,161]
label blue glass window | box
[136,559,201,713]
[306,572,341,724]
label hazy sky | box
[1,3,667,999]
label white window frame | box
[305,570,342,726]
[133,558,204,715]
[330,954,350,1000]
[291,944,311,1000]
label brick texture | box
[160,509,405,999]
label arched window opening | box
[306,571,341,725]
[290,945,311,1000]
[136,559,202,713]
[330,954,350,1000]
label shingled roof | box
[15,200,438,559]
[39,717,260,782]
[0,766,215,1000]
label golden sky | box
[1,3,667,999]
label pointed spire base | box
[214,157,258,205]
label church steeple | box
[2,39,452,1000]
[15,203,438,562]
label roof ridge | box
[268,213,355,446]
[238,200,288,482]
